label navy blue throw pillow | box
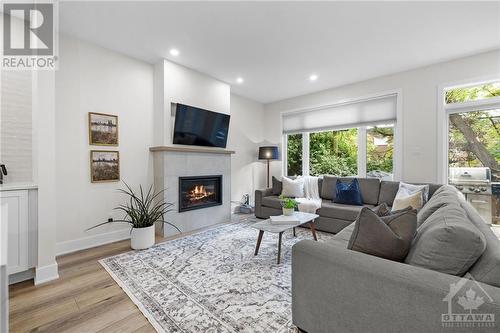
[334,178,363,206]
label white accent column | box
[33,70,59,285]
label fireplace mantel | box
[150,145,235,155]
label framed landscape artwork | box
[89,112,119,146]
[90,150,120,183]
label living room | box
[1,1,500,332]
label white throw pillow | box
[392,191,423,211]
[281,176,304,198]
[394,182,430,204]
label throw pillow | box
[334,178,363,206]
[416,185,459,226]
[395,182,430,203]
[281,176,304,198]
[392,191,423,211]
[348,207,417,262]
[372,202,390,217]
[272,176,282,195]
[405,204,486,276]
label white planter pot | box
[131,225,155,250]
[283,208,294,216]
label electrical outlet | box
[108,217,113,222]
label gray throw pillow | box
[348,207,417,262]
[405,204,486,276]
[371,202,390,217]
[272,176,282,195]
[416,185,460,226]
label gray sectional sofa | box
[255,177,500,332]
[255,176,441,233]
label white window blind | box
[282,94,397,134]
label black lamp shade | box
[259,146,279,160]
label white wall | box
[0,15,33,183]
[154,59,230,146]
[228,94,266,205]
[264,49,500,183]
[55,35,155,254]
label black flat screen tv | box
[172,103,230,148]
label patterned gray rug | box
[100,218,334,333]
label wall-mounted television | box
[172,103,230,148]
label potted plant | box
[279,194,298,216]
[87,183,180,250]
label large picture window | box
[282,92,400,180]
[309,129,358,177]
[285,124,395,179]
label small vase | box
[131,225,155,250]
[283,208,294,216]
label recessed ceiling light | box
[170,49,179,56]
[236,77,244,84]
[309,74,318,81]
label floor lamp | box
[259,146,279,188]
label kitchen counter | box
[0,183,38,191]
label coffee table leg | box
[310,220,318,241]
[255,230,264,255]
[293,227,296,237]
[277,232,283,264]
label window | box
[282,93,400,178]
[366,125,394,180]
[286,133,303,176]
[442,81,500,225]
[309,129,358,177]
[285,124,395,178]
[446,83,500,182]
[446,82,500,105]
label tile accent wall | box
[0,71,33,183]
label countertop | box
[0,183,38,192]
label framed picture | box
[88,112,119,146]
[90,150,120,183]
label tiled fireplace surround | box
[151,146,233,237]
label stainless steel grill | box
[449,167,492,223]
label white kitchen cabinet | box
[0,190,29,275]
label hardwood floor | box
[9,215,250,333]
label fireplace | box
[179,175,223,212]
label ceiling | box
[59,1,500,103]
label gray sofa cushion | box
[318,200,374,221]
[261,196,283,209]
[331,223,355,246]
[460,197,500,288]
[405,204,486,276]
[271,176,282,195]
[378,181,443,206]
[321,176,380,205]
[347,208,417,262]
[417,185,460,226]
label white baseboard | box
[56,228,131,256]
[35,262,59,285]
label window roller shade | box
[282,94,397,134]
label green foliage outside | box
[309,129,358,176]
[286,134,303,176]
[366,127,394,175]
[446,83,500,181]
[287,127,394,177]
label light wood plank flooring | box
[9,215,250,333]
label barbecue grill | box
[449,167,492,224]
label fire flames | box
[188,185,214,201]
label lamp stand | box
[267,159,271,188]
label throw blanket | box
[296,176,322,214]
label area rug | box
[100,219,334,333]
